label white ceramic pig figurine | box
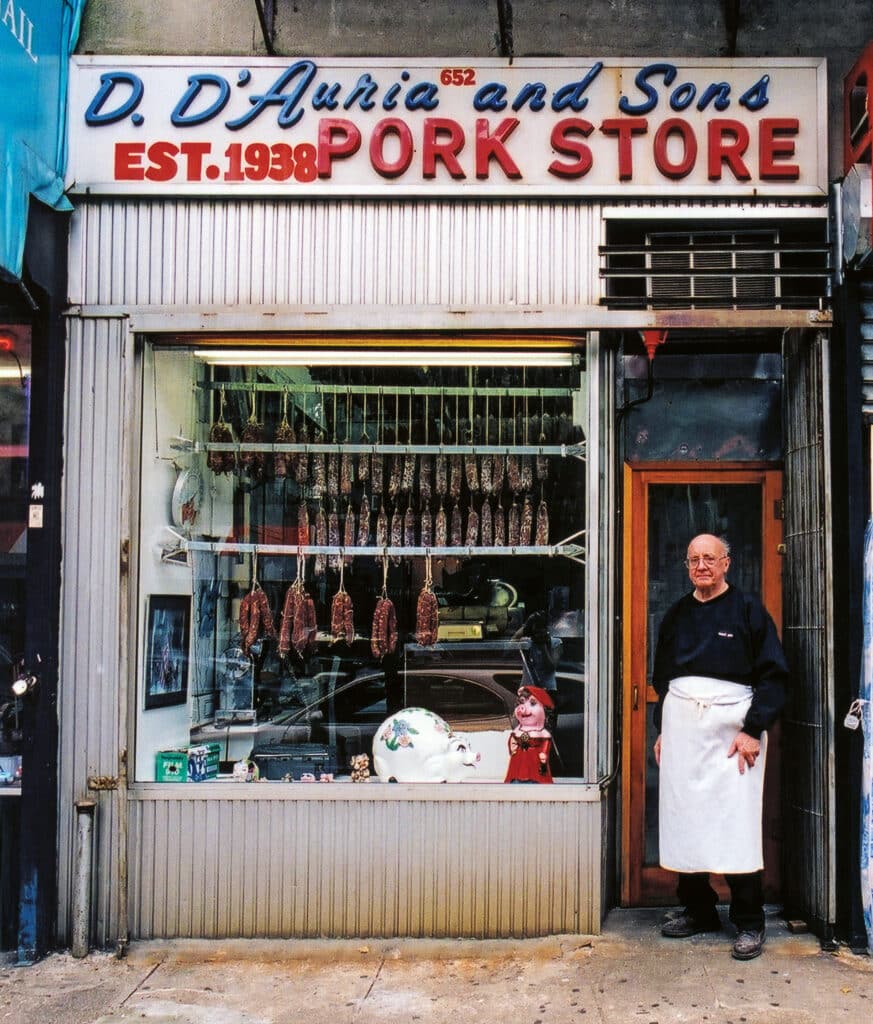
[373,707,480,782]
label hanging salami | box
[536,496,550,547]
[420,506,433,548]
[520,493,534,546]
[450,504,463,546]
[314,505,327,576]
[419,453,433,504]
[507,455,522,495]
[520,454,533,492]
[311,427,327,497]
[404,505,416,548]
[357,494,371,548]
[371,596,398,659]
[330,589,355,643]
[401,451,416,494]
[435,452,448,497]
[340,451,354,496]
[207,419,235,475]
[465,451,479,493]
[494,501,506,547]
[480,498,493,547]
[435,504,448,547]
[327,451,339,498]
[207,387,235,474]
[274,391,296,479]
[388,454,403,500]
[465,506,479,547]
[491,452,505,495]
[343,501,356,565]
[479,451,493,495]
[241,416,267,481]
[293,421,310,485]
[298,500,310,545]
[449,454,463,500]
[328,505,341,569]
[415,586,440,647]
[370,451,383,495]
[390,505,403,563]
[278,584,300,658]
[508,501,521,547]
[376,502,389,548]
[291,590,317,657]
[239,587,276,657]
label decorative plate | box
[171,467,204,528]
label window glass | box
[0,325,29,784]
[137,345,588,783]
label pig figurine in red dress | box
[504,685,554,784]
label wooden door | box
[621,464,784,906]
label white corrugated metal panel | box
[57,315,133,948]
[128,789,601,938]
[68,199,600,309]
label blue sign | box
[0,0,86,281]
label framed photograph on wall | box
[144,595,191,710]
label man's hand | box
[653,734,661,766]
[727,731,760,774]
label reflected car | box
[195,661,584,780]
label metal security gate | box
[781,328,836,937]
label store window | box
[137,343,588,784]
[0,325,29,784]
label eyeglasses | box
[684,554,727,568]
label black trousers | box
[677,871,765,932]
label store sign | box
[66,56,827,198]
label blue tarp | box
[0,0,86,282]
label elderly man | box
[652,533,789,961]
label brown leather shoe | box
[661,912,721,938]
[731,928,765,960]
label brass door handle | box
[632,685,639,711]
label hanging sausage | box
[207,386,236,475]
[240,389,267,481]
[415,555,439,647]
[357,494,371,548]
[274,390,296,479]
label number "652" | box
[440,68,476,86]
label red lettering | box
[422,118,466,179]
[369,118,414,178]
[178,142,211,181]
[759,117,800,180]
[600,117,648,180]
[707,119,751,181]
[548,119,594,178]
[114,142,145,181]
[653,118,697,179]
[145,141,179,182]
[475,117,522,180]
[316,118,362,178]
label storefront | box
[59,55,833,944]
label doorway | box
[621,464,784,906]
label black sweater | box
[652,585,789,738]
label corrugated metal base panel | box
[127,790,603,940]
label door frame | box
[620,462,784,906]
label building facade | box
[42,1,873,951]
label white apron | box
[658,675,767,875]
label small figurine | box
[350,752,371,782]
[504,686,555,784]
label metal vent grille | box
[600,219,830,311]
[647,230,777,308]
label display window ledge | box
[129,780,603,802]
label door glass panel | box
[643,483,761,865]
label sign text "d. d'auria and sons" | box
[66,57,828,197]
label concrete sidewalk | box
[0,909,871,1024]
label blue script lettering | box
[84,71,145,126]
[225,59,317,130]
[171,74,231,127]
